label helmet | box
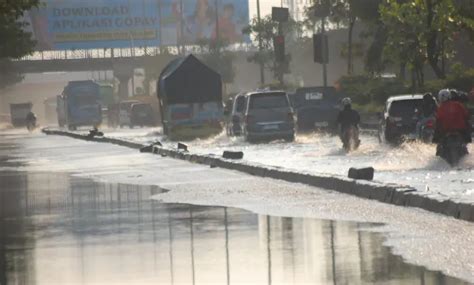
[438,89,451,103]
[341,97,352,106]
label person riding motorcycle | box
[433,89,471,146]
[416,92,437,137]
[337,97,361,147]
[26,111,37,125]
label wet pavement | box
[0,171,469,285]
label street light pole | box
[257,0,265,86]
[215,0,220,54]
[321,16,327,88]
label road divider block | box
[223,151,244,159]
[348,167,374,180]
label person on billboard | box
[184,0,214,42]
[212,4,241,43]
[28,6,53,50]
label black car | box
[378,94,424,144]
[130,103,155,128]
[290,87,341,132]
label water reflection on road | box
[0,171,468,285]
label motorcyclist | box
[26,111,37,125]
[337,97,361,147]
[433,89,471,146]
[415,92,437,138]
[450,89,469,104]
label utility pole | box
[313,1,329,88]
[215,0,220,54]
[321,16,327,88]
[257,0,265,86]
[179,0,184,55]
[158,0,163,54]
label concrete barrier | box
[223,151,244,159]
[42,128,474,223]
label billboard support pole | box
[257,0,265,86]
[215,0,220,54]
[158,0,163,54]
[321,16,327,88]
[179,0,184,55]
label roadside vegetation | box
[0,0,39,89]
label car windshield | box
[389,99,423,117]
[249,93,288,110]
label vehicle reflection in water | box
[0,172,468,285]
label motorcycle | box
[26,118,37,132]
[26,113,37,132]
[342,125,360,152]
[417,116,435,143]
[436,132,468,166]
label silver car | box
[243,91,296,142]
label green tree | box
[0,0,39,89]
[380,0,474,86]
[304,0,382,75]
[242,15,302,86]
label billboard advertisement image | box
[26,0,249,50]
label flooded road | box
[101,127,474,204]
[0,170,468,285]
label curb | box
[42,128,474,223]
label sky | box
[249,0,286,19]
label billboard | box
[27,0,250,50]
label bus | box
[157,55,223,140]
[61,80,102,130]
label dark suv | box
[243,91,296,142]
[378,94,424,144]
[290,87,341,132]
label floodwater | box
[103,127,474,203]
[0,170,468,285]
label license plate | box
[314,121,328,127]
[263,124,279,130]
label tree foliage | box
[242,15,302,85]
[380,0,474,87]
[0,0,39,89]
[0,0,39,59]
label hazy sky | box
[249,0,287,19]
